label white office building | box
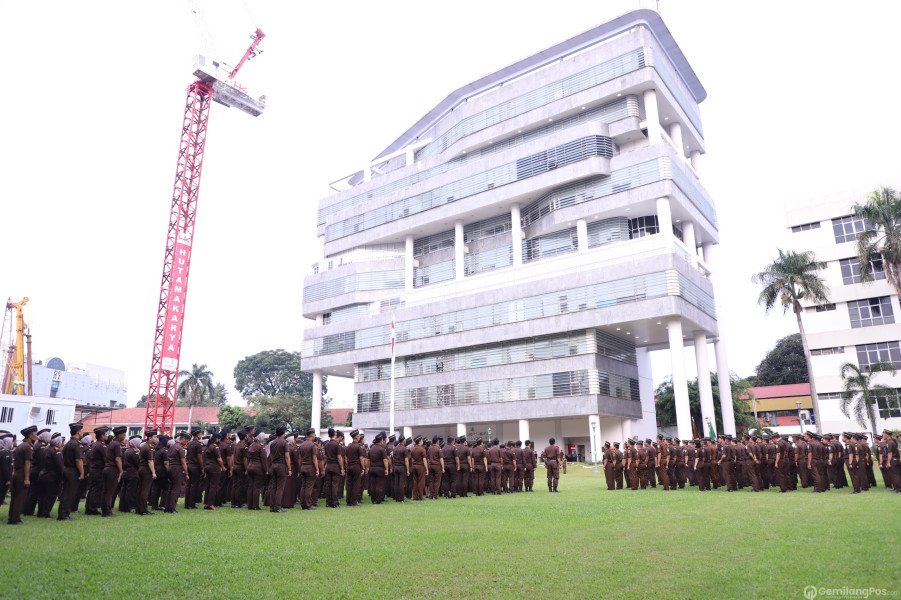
[785,181,901,433]
[302,9,736,459]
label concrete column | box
[315,314,323,325]
[403,426,413,440]
[635,347,657,440]
[689,150,701,174]
[694,331,716,437]
[667,319,692,441]
[456,423,467,439]
[682,221,697,267]
[405,234,414,291]
[405,147,415,167]
[588,414,601,465]
[312,369,323,435]
[576,219,588,252]
[362,165,370,182]
[511,204,523,267]
[643,89,661,142]
[669,122,684,157]
[518,419,530,444]
[701,242,736,436]
[656,197,674,244]
[455,220,465,280]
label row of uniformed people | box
[600,430,901,494]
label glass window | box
[848,297,895,328]
[832,215,866,244]
[875,393,901,419]
[856,342,901,371]
[810,347,844,356]
[0,406,13,423]
[839,256,885,285]
[791,221,821,233]
[813,304,836,312]
[628,216,659,238]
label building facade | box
[785,182,901,433]
[0,393,76,437]
[302,9,736,457]
[29,358,127,408]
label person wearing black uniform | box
[59,423,86,520]
[37,434,64,518]
[85,427,108,515]
[184,427,204,509]
[8,426,38,525]
[203,432,225,510]
[149,435,170,511]
[119,435,141,513]
[137,430,158,515]
[268,427,290,513]
[23,428,51,517]
[102,426,126,515]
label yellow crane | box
[2,297,28,395]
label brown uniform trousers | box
[720,460,735,491]
[604,458,615,490]
[137,467,154,514]
[428,468,442,499]
[546,460,560,488]
[411,464,426,500]
[658,460,670,491]
[165,467,185,511]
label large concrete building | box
[302,9,735,458]
[785,182,901,433]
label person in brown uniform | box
[645,439,657,488]
[217,428,234,507]
[323,428,345,509]
[367,433,390,504]
[0,433,13,508]
[806,432,828,492]
[23,428,50,517]
[883,430,901,493]
[612,442,624,489]
[149,435,171,511]
[744,436,762,492]
[37,434,64,518]
[344,430,367,506]
[636,440,648,489]
[409,436,427,501]
[656,438,671,491]
[502,441,516,493]
[267,427,290,513]
[391,435,410,502]
[8,426,38,524]
[244,431,268,510]
[453,436,472,498]
[624,439,638,491]
[843,433,860,494]
[230,430,248,508]
[102,426,126,515]
[719,435,735,491]
[519,440,532,493]
[119,435,142,513]
[163,433,189,513]
[295,429,317,510]
[426,435,444,499]
[183,427,204,509]
[85,427,108,515]
[544,438,563,492]
[761,436,774,489]
[202,433,225,510]
[511,441,525,492]
[485,439,502,495]
[601,442,614,491]
[440,437,456,499]
[136,430,158,516]
[472,438,489,495]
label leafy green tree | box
[177,363,215,434]
[854,186,901,295]
[217,405,248,431]
[136,395,147,408]
[655,373,757,436]
[753,334,808,386]
[234,350,326,399]
[249,393,332,433]
[752,249,829,433]
[840,361,897,436]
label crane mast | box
[143,29,265,435]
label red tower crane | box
[143,28,266,435]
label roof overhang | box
[374,8,705,162]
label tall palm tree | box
[177,363,214,430]
[854,186,901,295]
[752,249,829,433]
[840,361,897,437]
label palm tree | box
[840,361,897,437]
[854,186,901,294]
[752,249,829,432]
[177,363,214,429]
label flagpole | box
[389,313,396,438]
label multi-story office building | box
[786,181,901,433]
[302,9,735,459]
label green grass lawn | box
[1,467,899,600]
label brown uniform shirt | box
[544,445,562,463]
[411,446,427,466]
[427,444,443,469]
[62,438,83,469]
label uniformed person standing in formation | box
[543,437,563,492]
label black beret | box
[515,441,522,447]
[220,427,232,435]
[336,431,345,439]
[237,430,248,440]
[350,430,360,438]
[244,423,255,429]
[145,430,158,438]
[37,428,51,436]
[388,435,396,442]
[69,423,83,434]
[476,438,483,445]
[51,432,62,440]
[190,427,202,434]
[178,433,191,441]
[93,427,109,436]
[0,433,13,440]
[112,426,127,435]
[645,438,652,444]
[305,428,316,436]
[432,435,439,443]
[414,435,422,443]
[603,441,610,447]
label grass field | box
[1,467,899,600]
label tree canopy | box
[234,350,326,399]
[854,186,901,296]
[752,334,809,386]
[250,394,332,432]
[655,373,758,436]
[216,405,248,431]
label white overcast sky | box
[2,0,900,408]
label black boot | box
[548,484,553,492]
[553,485,558,492]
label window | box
[856,342,901,371]
[839,256,885,285]
[128,427,142,437]
[321,312,331,325]
[875,392,901,419]
[848,297,895,328]
[810,347,844,356]
[832,215,866,244]
[0,406,12,423]
[45,409,57,425]
[812,303,836,312]
[791,221,821,233]
[628,216,659,238]
[818,392,842,401]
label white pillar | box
[576,219,588,252]
[588,414,600,465]
[635,347,657,439]
[362,165,370,182]
[682,221,697,267]
[312,369,323,435]
[518,419,530,443]
[643,89,661,142]
[668,122,684,157]
[315,314,323,325]
[403,426,413,440]
[689,150,701,174]
[454,220,465,280]
[405,234,414,291]
[456,423,467,439]
[667,318,692,441]
[405,147,415,167]
[656,197,673,244]
[511,204,523,267]
[702,242,736,436]
[694,330,716,437]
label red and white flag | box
[391,315,396,357]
